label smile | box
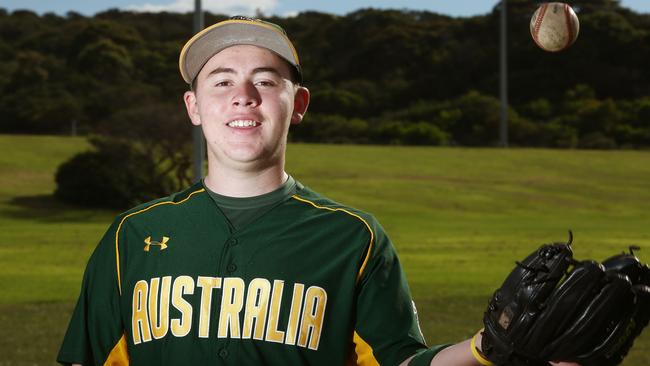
[227,120,259,128]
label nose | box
[231,82,260,108]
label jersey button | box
[227,263,237,272]
[228,238,238,246]
[218,348,229,358]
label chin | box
[224,143,262,158]
[226,149,268,164]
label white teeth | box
[227,120,258,127]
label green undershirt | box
[204,176,297,231]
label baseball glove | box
[480,233,650,366]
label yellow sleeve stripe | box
[115,188,205,295]
[290,195,374,284]
[348,331,380,366]
[103,333,129,365]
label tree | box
[55,136,175,209]
[96,102,193,188]
[76,38,134,81]
[2,6,650,148]
[54,100,192,208]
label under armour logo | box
[144,236,169,251]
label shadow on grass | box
[0,301,74,366]
[3,194,116,223]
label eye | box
[214,80,232,87]
[255,80,276,87]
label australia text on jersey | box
[132,276,327,350]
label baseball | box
[530,2,580,52]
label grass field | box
[1,134,649,365]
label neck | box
[203,164,288,198]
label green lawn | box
[1,134,648,365]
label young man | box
[58,17,581,366]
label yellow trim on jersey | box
[349,331,380,366]
[115,188,206,295]
[104,333,129,365]
[290,195,374,284]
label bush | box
[292,114,369,143]
[54,141,174,209]
[371,121,448,145]
[578,132,618,150]
[447,91,501,146]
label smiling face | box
[184,45,309,174]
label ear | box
[183,90,201,126]
[291,86,310,125]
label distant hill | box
[1,1,649,147]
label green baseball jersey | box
[58,179,444,365]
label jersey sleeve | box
[350,217,447,366]
[57,218,128,366]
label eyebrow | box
[206,67,284,78]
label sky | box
[1,0,649,18]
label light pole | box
[499,0,509,147]
[192,0,205,182]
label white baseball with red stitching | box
[530,2,580,52]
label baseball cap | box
[179,16,302,85]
